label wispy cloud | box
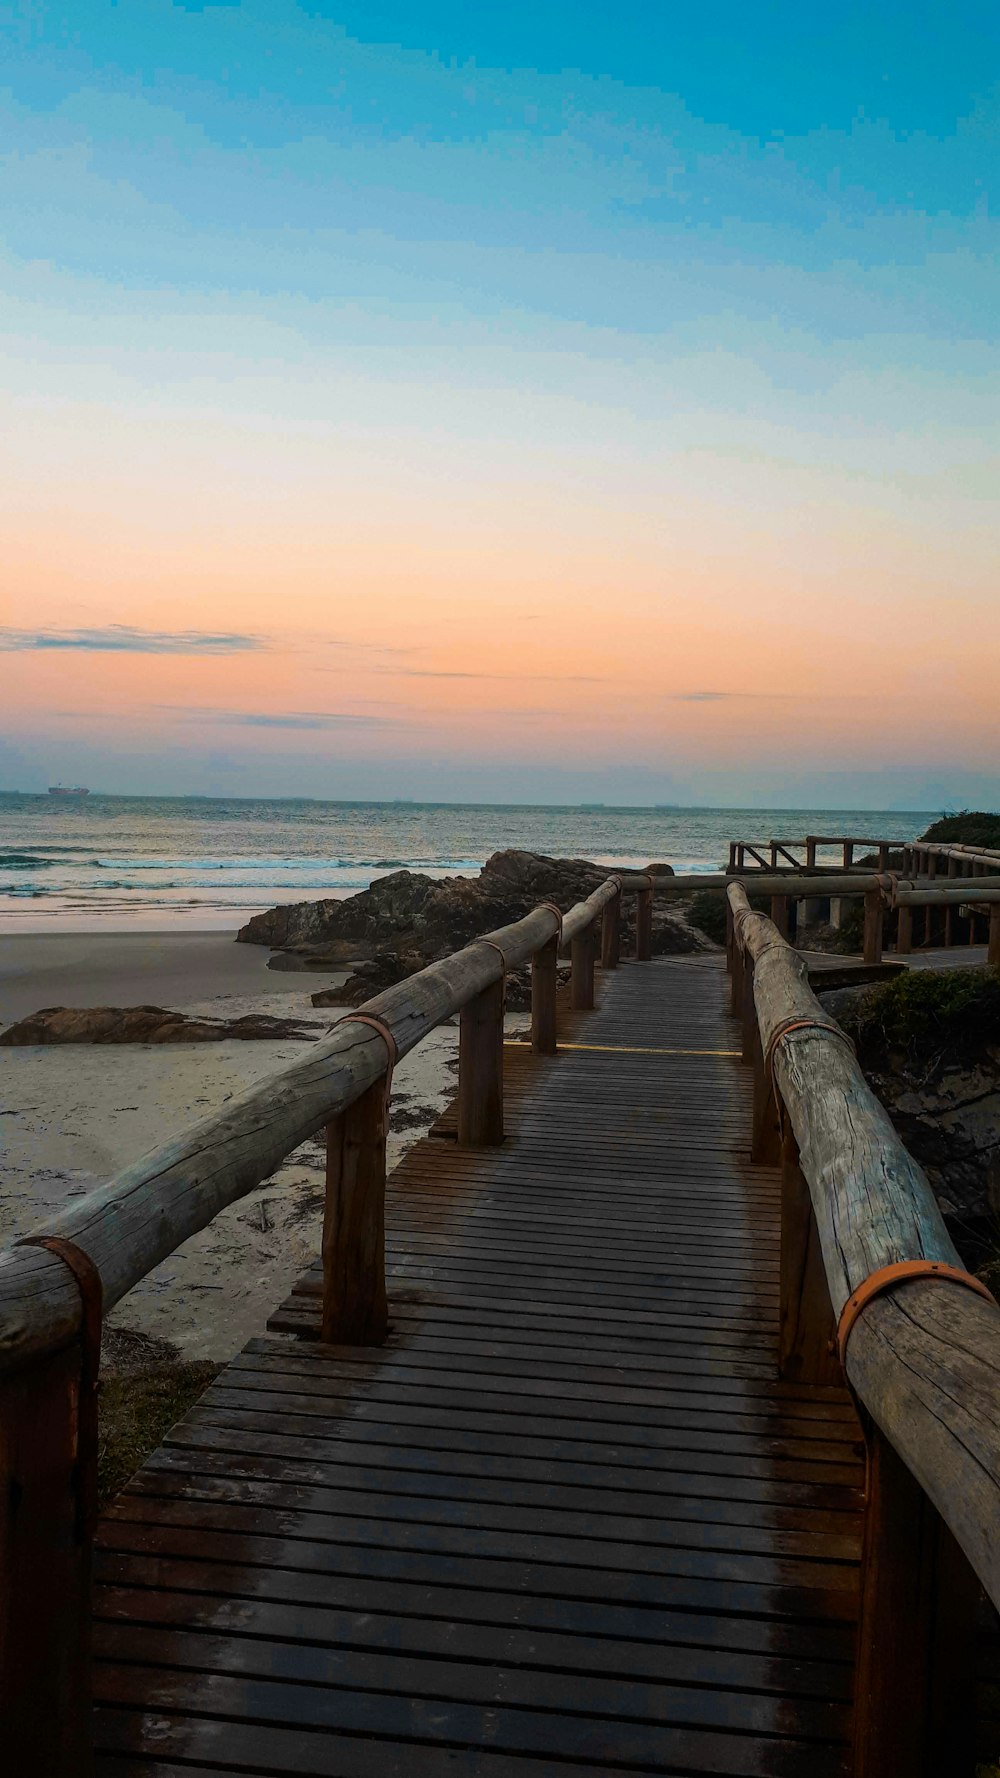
[178,709,403,730]
[668,690,804,702]
[374,668,608,684]
[0,625,266,655]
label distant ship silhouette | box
[48,784,90,799]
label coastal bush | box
[840,966,1000,1061]
[919,810,1000,849]
[686,888,770,945]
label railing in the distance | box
[727,880,1000,1778]
[0,870,654,1774]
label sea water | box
[0,793,933,929]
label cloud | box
[668,690,807,702]
[0,625,266,654]
[184,709,402,730]
[377,668,608,683]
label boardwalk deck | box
[92,955,865,1776]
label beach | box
[1,928,463,1360]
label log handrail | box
[0,879,637,1376]
[727,879,1000,1614]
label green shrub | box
[687,888,770,946]
[842,967,1000,1057]
[920,810,1000,848]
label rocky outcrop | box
[0,1006,319,1046]
[239,850,705,987]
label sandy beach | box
[0,929,465,1360]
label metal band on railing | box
[763,1015,855,1086]
[479,938,509,1013]
[539,901,564,944]
[18,1233,103,1535]
[331,1012,399,1116]
[837,1260,997,1366]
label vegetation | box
[686,887,770,945]
[919,810,1000,849]
[97,1328,219,1507]
[839,966,1000,1062]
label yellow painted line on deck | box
[504,1040,741,1057]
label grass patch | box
[98,1328,219,1507]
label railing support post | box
[862,890,883,965]
[778,1121,839,1383]
[0,1341,94,1777]
[769,893,789,939]
[531,935,558,1054]
[322,1076,389,1344]
[895,903,912,955]
[729,927,744,1018]
[458,976,505,1146]
[636,886,652,960]
[853,1420,978,1778]
[570,922,596,1010]
[990,903,1000,967]
[601,889,621,970]
[740,953,756,1064]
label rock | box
[0,1006,319,1046]
[240,849,712,977]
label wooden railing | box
[0,871,650,1771]
[727,880,1000,1776]
[728,834,907,871]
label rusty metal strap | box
[762,1015,855,1101]
[837,1259,997,1366]
[478,938,508,1014]
[18,1234,102,1536]
[538,901,564,943]
[331,1012,398,1116]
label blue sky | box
[0,1,997,804]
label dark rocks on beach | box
[239,849,709,991]
[0,1005,320,1046]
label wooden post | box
[531,934,558,1055]
[570,923,596,1011]
[635,886,652,960]
[945,855,960,946]
[740,953,756,1064]
[728,841,737,870]
[322,1077,389,1344]
[0,1342,95,1777]
[778,1122,839,1384]
[729,927,744,1018]
[805,837,817,869]
[457,976,504,1146]
[863,890,883,965]
[769,841,779,868]
[769,893,789,939]
[750,1020,781,1165]
[853,1421,978,1778]
[601,889,621,970]
[843,840,854,868]
[990,904,1000,968]
[896,903,913,955]
[736,843,745,868]
[877,843,889,871]
[725,899,734,975]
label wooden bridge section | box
[91,956,865,1776]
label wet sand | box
[0,929,340,1024]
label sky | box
[0,1,997,808]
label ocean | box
[0,793,934,930]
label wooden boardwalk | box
[92,955,865,1776]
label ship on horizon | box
[48,784,90,799]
